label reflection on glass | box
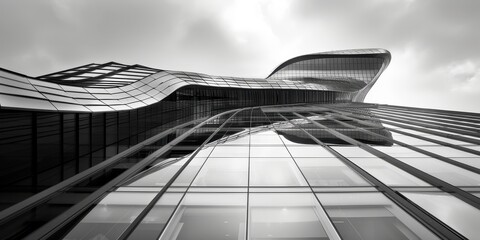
[397,157,480,186]
[372,146,426,158]
[128,193,183,239]
[332,146,377,158]
[347,157,430,186]
[250,158,307,186]
[209,146,249,158]
[159,193,246,240]
[250,131,283,145]
[316,192,440,240]
[126,158,187,187]
[417,146,479,157]
[287,146,335,158]
[391,133,436,145]
[250,146,291,158]
[451,157,480,169]
[172,157,208,186]
[402,191,480,239]
[295,158,370,186]
[64,192,156,240]
[192,158,248,186]
[249,193,340,240]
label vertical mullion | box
[60,114,64,180]
[31,112,38,192]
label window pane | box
[64,192,156,240]
[209,146,249,158]
[295,158,370,186]
[250,131,283,145]
[287,146,335,158]
[172,157,208,186]
[402,191,480,239]
[192,158,248,186]
[250,158,307,186]
[348,158,430,187]
[249,193,340,240]
[126,158,187,187]
[250,146,291,157]
[128,193,183,240]
[397,157,480,186]
[159,193,246,240]
[316,192,440,240]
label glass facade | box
[52,104,480,240]
[1,49,480,239]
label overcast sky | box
[1,0,479,112]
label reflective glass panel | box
[128,193,183,239]
[347,158,430,187]
[192,158,248,186]
[316,192,440,240]
[159,193,246,240]
[249,193,340,240]
[402,191,480,239]
[250,131,283,145]
[397,157,480,186]
[172,157,208,186]
[295,158,370,186]
[250,158,308,186]
[126,158,187,187]
[209,146,249,158]
[64,192,156,240]
[287,146,335,158]
[250,146,291,158]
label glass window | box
[64,192,156,240]
[332,146,429,186]
[372,146,427,158]
[402,191,480,240]
[295,158,370,186]
[224,135,249,145]
[451,157,480,169]
[250,146,291,157]
[126,158,187,187]
[391,133,436,145]
[316,192,440,240]
[249,193,340,240]
[347,158,430,187]
[250,158,307,186]
[159,193,246,240]
[331,146,377,158]
[192,158,248,186]
[417,146,479,157]
[397,157,480,186]
[172,157,208,186]
[209,146,249,158]
[287,146,334,158]
[250,131,283,145]
[128,192,183,240]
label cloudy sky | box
[1,0,479,112]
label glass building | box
[0,49,479,239]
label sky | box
[1,0,479,112]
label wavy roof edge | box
[0,48,391,112]
[267,48,391,78]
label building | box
[0,49,479,239]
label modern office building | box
[0,49,479,239]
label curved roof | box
[267,48,391,78]
[266,48,391,101]
[0,49,391,112]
